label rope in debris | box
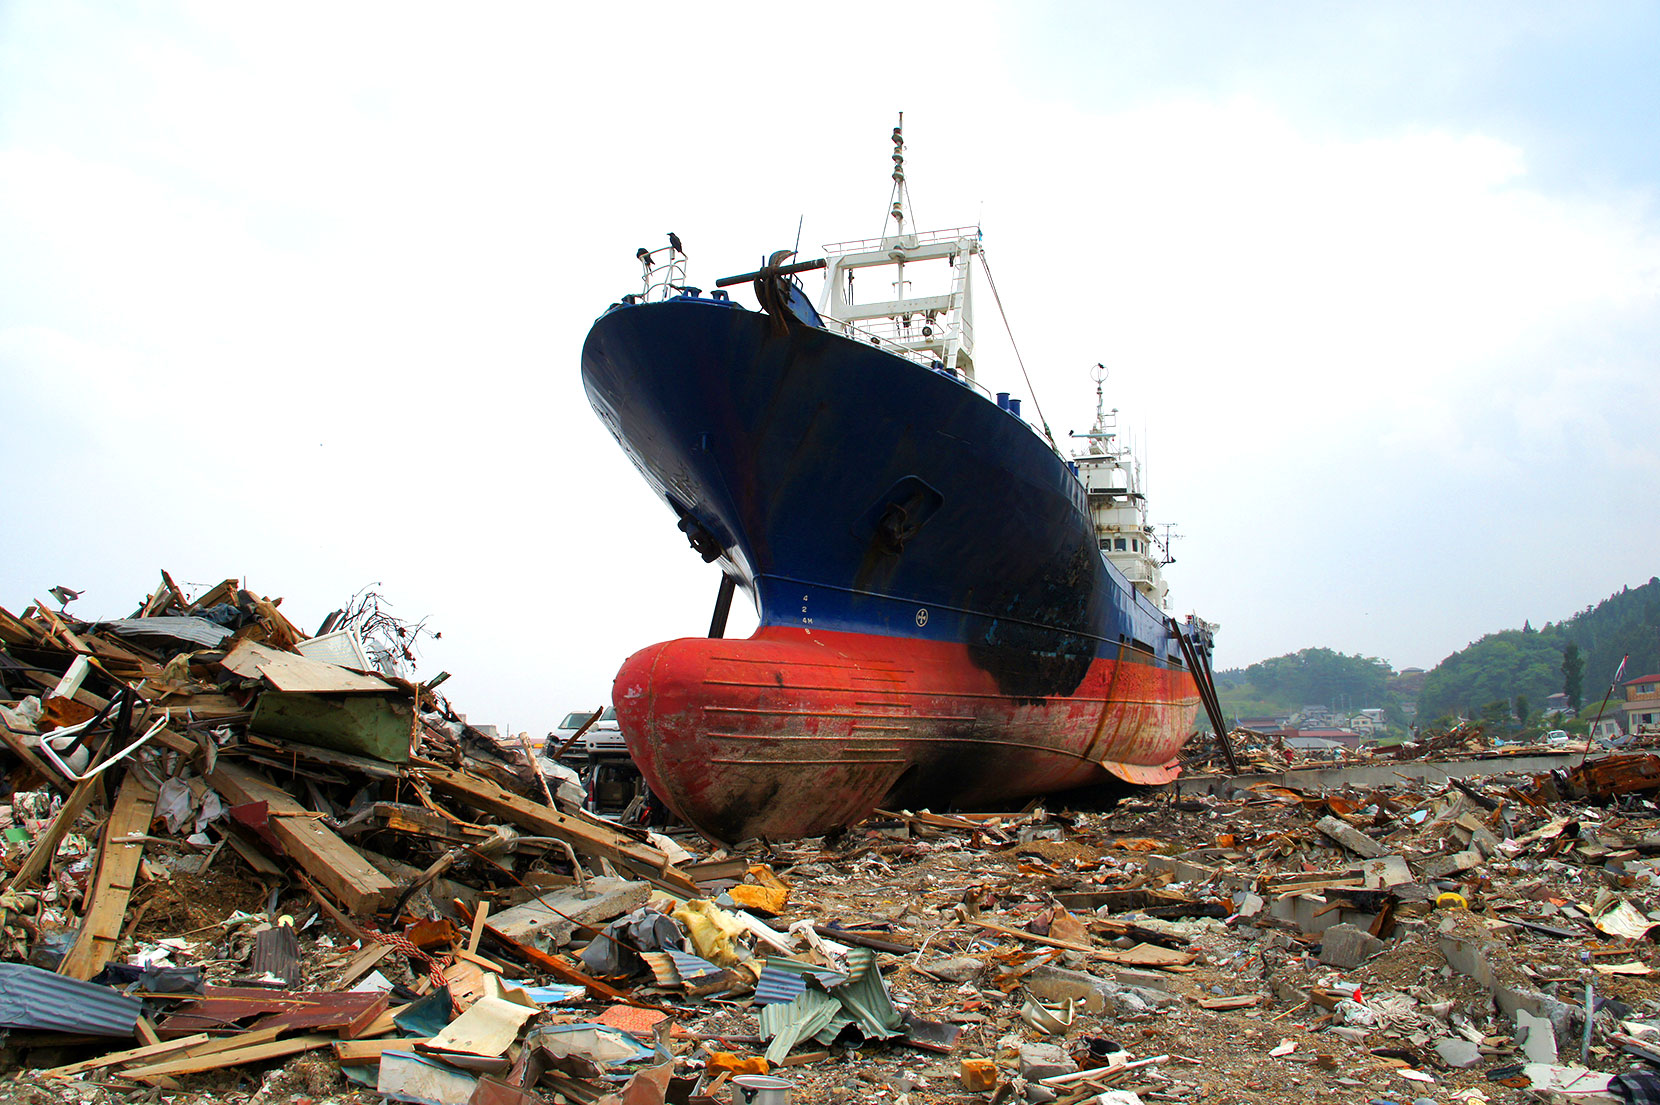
[361,927,453,990]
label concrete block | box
[1436,922,1502,989]
[1119,984,1179,1009]
[1514,1006,1559,1063]
[1099,964,1176,993]
[1318,923,1384,968]
[1496,985,1575,1053]
[1270,892,1377,934]
[1420,850,1483,878]
[1433,1037,1482,1068]
[1316,816,1387,859]
[1024,965,1116,1013]
[1362,855,1413,888]
[490,877,650,946]
[1019,1041,1075,1081]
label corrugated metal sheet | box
[101,617,232,647]
[639,951,681,988]
[758,989,844,1064]
[642,949,723,989]
[829,947,903,1040]
[754,957,846,1007]
[666,949,722,980]
[0,963,142,1036]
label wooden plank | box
[960,914,1166,964]
[341,992,391,1039]
[222,639,392,693]
[60,772,159,979]
[40,1033,210,1078]
[0,604,47,646]
[420,766,697,895]
[335,1036,431,1065]
[207,762,394,915]
[119,1033,332,1080]
[333,941,394,989]
[167,1025,283,1057]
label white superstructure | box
[1072,364,1174,609]
[816,114,981,382]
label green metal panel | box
[250,691,414,763]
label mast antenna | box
[886,112,908,237]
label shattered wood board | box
[206,762,394,915]
[59,772,159,980]
[489,878,650,945]
[244,735,404,780]
[120,1034,333,1081]
[222,639,393,693]
[250,690,414,763]
[419,767,698,894]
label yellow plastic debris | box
[707,1052,769,1076]
[728,884,789,915]
[1436,892,1468,909]
[672,899,748,966]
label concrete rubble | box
[4,575,1660,1103]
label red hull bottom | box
[612,627,1199,843]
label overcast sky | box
[3,2,1656,734]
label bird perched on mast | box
[636,246,652,269]
[667,231,684,256]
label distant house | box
[1543,692,1574,719]
[1237,715,1291,732]
[1349,709,1386,735]
[1293,726,1364,748]
[1589,716,1624,741]
[1620,674,1660,735]
[1286,736,1348,755]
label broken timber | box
[207,760,394,915]
[59,771,159,980]
[418,765,697,895]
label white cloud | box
[3,4,1658,729]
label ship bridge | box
[1071,366,1174,609]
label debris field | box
[4,574,1660,1105]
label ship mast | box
[817,116,980,381]
[887,114,910,304]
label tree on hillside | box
[1563,642,1584,710]
[1243,648,1390,709]
[1417,629,1565,721]
[1514,694,1529,726]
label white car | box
[549,707,628,757]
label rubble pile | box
[4,574,1660,1104]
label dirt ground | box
[9,780,1660,1104]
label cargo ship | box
[581,120,1216,842]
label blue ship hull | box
[584,296,1183,688]
[582,292,1203,837]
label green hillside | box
[1213,576,1660,736]
[1417,576,1660,723]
